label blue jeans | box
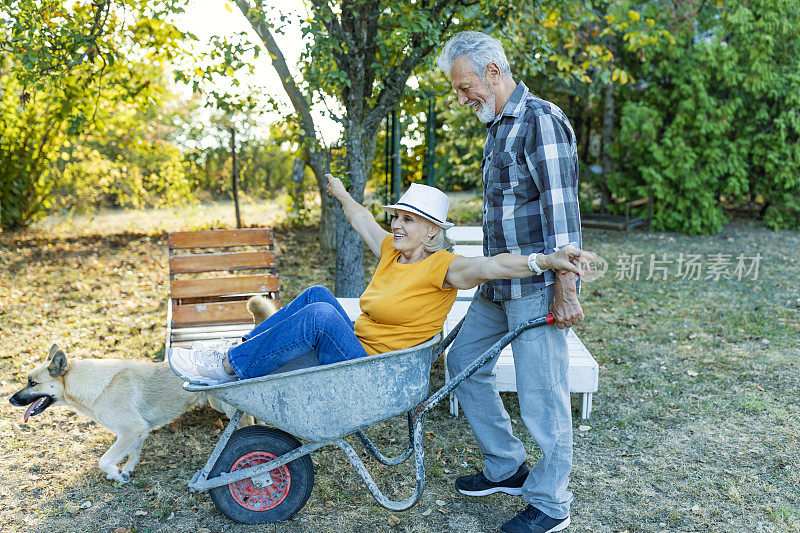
[446,286,573,519]
[227,286,369,379]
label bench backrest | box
[447,226,484,301]
[168,228,279,328]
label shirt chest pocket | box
[488,151,538,202]
[490,152,520,189]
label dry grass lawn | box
[1,198,798,532]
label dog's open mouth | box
[22,396,54,423]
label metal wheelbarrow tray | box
[184,315,555,524]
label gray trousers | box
[447,286,573,519]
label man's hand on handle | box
[549,271,583,329]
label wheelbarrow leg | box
[189,410,243,490]
[355,412,415,466]
[335,415,427,512]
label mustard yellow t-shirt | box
[354,235,459,355]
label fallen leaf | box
[388,514,401,525]
[421,508,432,516]
[65,503,80,514]
[79,501,92,509]
[134,510,147,516]
[435,500,446,506]
[325,500,334,508]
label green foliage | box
[614,0,800,233]
[0,74,68,228]
[0,60,196,228]
[0,0,200,229]
[427,0,800,233]
[429,0,674,195]
[179,116,308,201]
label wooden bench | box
[165,228,280,351]
[581,194,652,232]
[444,226,598,420]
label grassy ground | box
[1,197,798,533]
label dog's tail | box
[247,295,278,326]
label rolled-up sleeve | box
[524,112,582,255]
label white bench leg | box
[450,392,459,417]
[580,393,592,420]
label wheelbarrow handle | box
[418,313,556,420]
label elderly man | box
[437,32,583,533]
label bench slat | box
[171,326,253,342]
[171,323,256,335]
[581,217,647,230]
[170,251,276,273]
[627,197,650,208]
[452,244,483,257]
[169,228,274,249]
[446,226,484,243]
[172,300,254,326]
[171,274,279,299]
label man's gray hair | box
[436,31,511,78]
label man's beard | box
[476,91,496,123]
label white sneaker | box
[168,339,237,385]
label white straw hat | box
[382,183,454,229]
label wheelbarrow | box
[183,313,556,524]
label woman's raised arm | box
[325,174,389,258]
[443,245,595,290]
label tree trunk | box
[600,82,615,211]
[230,126,242,228]
[319,191,336,251]
[335,122,378,297]
[291,157,304,199]
[305,148,335,252]
[581,107,591,165]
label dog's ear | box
[47,344,61,361]
[48,351,68,377]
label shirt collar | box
[487,81,529,129]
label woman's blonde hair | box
[425,226,454,253]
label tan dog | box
[8,295,277,483]
[9,344,211,482]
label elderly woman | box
[168,175,591,385]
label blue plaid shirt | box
[481,82,582,301]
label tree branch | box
[232,1,321,157]
[65,0,112,70]
[364,1,456,130]
[308,0,350,72]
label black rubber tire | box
[209,426,314,524]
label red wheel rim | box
[228,451,291,511]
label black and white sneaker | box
[455,463,529,497]
[500,504,571,533]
